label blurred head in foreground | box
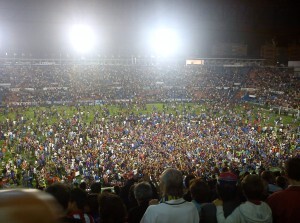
[0,189,62,223]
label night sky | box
[0,0,299,57]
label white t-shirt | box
[141,198,199,223]
[216,201,272,223]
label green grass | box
[1,103,299,158]
[0,102,299,187]
[1,103,298,127]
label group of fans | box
[0,158,299,223]
[0,64,299,223]
[0,101,299,189]
[0,65,299,108]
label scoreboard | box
[186,59,204,65]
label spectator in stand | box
[201,172,240,223]
[1,64,298,108]
[127,184,138,211]
[79,181,87,191]
[267,157,300,223]
[140,168,199,223]
[214,174,272,223]
[119,178,137,210]
[85,194,100,223]
[275,176,287,190]
[68,188,94,223]
[128,181,153,223]
[114,186,121,196]
[189,178,211,217]
[98,192,127,223]
[46,183,82,223]
[90,182,102,194]
[183,174,196,202]
[261,171,282,195]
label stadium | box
[0,1,299,223]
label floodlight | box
[69,24,96,53]
[151,28,180,56]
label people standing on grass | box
[0,101,298,189]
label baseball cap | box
[218,172,238,182]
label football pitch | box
[0,102,299,177]
[0,102,298,127]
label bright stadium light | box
[151,28,180,56]
[69,24,96,53]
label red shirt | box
[267,186,300,223]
